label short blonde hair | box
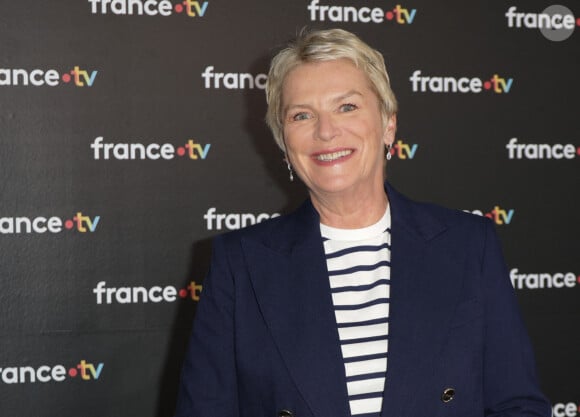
[265,28,398,151]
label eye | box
[339,103,358,112]
[292,112,312,121]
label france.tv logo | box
[410,70,513,94]
[464,206,515,225]
[0,212,101,234]
[389,139,419,160]
[510,268,579,290]
[93,280,203,304]
[506,5,579,41]
[88,0,209,17]
[307,1,416,24]
[91,136,211,161]
[0,360,104,384]
[0,66,98,87]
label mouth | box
[313,149,353,162]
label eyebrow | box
[333,90,363,103]
[284,90,363,115]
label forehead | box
[282,59,373,103]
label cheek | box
[284,126,309,151]
[282,135,304,167]
[282,127,296,152]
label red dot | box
[175,4,183,13]
[390,148,395,157]
[576,147,580,156]
[577,276,580,284]
[179,289,188,298]
[62,74,71,83]
[177,147,186,156]
[69,368,78,377]
[483,81,491,90]
[386,11,394,20]
[576,17,580,26]
[65,220,74,229]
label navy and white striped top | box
[320,207,391,417]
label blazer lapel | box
[381,184,461,417]
[242,201,351,417]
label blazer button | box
[278,410,293,417]
[441,387,455,403]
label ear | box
[383,114,397,147]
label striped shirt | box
[320,207,391,417]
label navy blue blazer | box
[175,184,550,417]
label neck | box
[310,182,388,229]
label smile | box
[314,149,353,162]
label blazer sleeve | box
[481,220,551,416]
[174,235,240,417]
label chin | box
[310,178,359,195]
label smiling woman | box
[280,59,396,228]
[174,28,550,417]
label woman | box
[175,29,550,417]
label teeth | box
[316,150,352,161]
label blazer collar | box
[279,182,448,248]
[386,182,448,243]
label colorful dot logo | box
[179,281,202,301]
[60,66,98,87]
[172,1,209,17]
[64,213,100,232]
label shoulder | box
[216,212,287,243]
[413,198,491,229]
[388,187,503,273]
[212,199,318,252]
[388,184,492,240]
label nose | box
[314,112,339,141]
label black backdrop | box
[1,1,578,416]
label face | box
[282,59,396,202]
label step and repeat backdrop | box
[1,1,578,416]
